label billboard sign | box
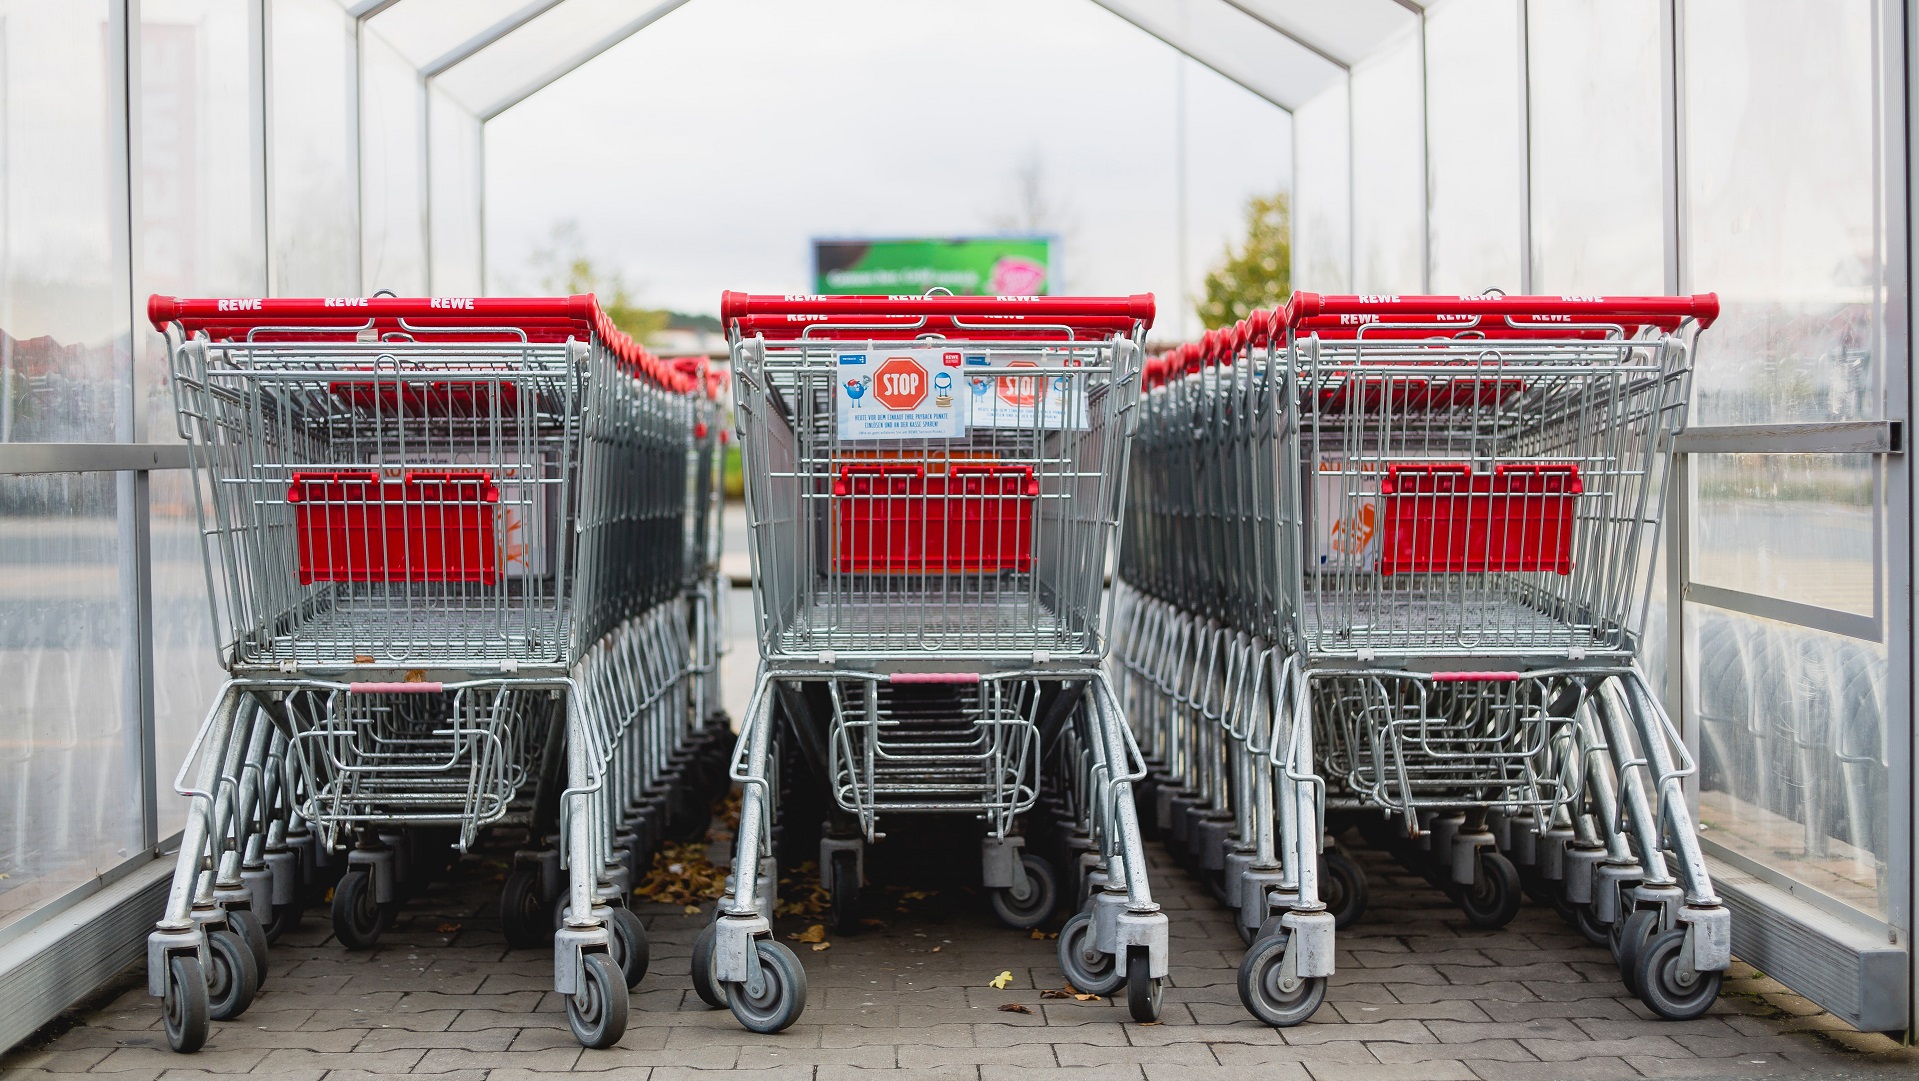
[812,236,1054,296]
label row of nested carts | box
[143,286,1732,1052]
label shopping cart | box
[707,290,1169,1032]
[146,293,715,1052]
[1117,293,1731,1026]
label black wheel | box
[690,922,726,1009]
[1056,910,1122,995]
[227,908,270,987]
[1636,927,1723,1021]
[205,926,259,1022]
[566,952,629,1049]
[1125,946,1163,1023]
[498,866,552,949]
[607,907,650,989]
[828,849,862,936]
[1456,851,1522,930]
[726,939,808,1034]
[1616,908,1662,996]
[1320,851,1369,930]
[988,854,1057,930]
[1237,931,1327,1027]
[162,954,210,1053]
[1572,901,1612,947]
[260,900,301,944]
[330,869,394,949]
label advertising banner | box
[813,236,1054,296]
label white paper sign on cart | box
[835,347,968,441]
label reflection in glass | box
[0,474,135,931]
[1350,25,1423,294]
[148,468,225,833]
[1424,0,1522,294]
[0,1,131,444]
[1688,605,1889,921]
[362,27,428,295]
[428,87,484,295]
[1691,454,1876,617]
[268,0,360,294]
[1291,80,1350,293]
[1683,0,1879,424]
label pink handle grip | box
[349,682,446,694]
[721,291,1156,327]
[888,672,981,685]
[1430,672,1521,683]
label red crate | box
[329,378,520,417]
[287,470,500,584]
[1376,463,1581,576]
[834,462,1039,574]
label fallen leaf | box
[811,941,832,952]
[789,923,826,944]
[859,918,886,928]
[989,970,1013,990]
[1041,989,1072,1000]
[683,905,702,916]
[1029,929,1045,940]
[901,890,935,901]
[1137,1020,1161,1027]
[930,945,942,953]
[997,1003,1031,1014]
[1073,993,1101,1002]
[435,922,462,934]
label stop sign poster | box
[836,348,966,441]
[966,352,1089,430]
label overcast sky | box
[482,0,1292,339]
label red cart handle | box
[720,291,1155,329]
[1283,292,1719,329]
[834,462,924,496]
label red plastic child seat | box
[834,462,1039,574]
[287,470,500,584]
[1377,463,1581,576]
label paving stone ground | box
[2,826,1913,1081]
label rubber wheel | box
[162,954,209,1053]
[607,906,650,989]
[1572,902,1612,947]
[829,849,862,936]
[330,869,395,949]
[1616,908,1662,996]
[726,939,808,1034]
[690,922,726,1009]
[205,926,259,1022]
[1057,910,1122,995]
[1457,851,1523,930]
[1320,851,1369,930]
[566,952,629,1049]
[260,900,301,945]
[499,866,552,949]
[1237,931,1327,1027]
[1636,926,1723,1021]
[988,854,1057,930]
[227,908,270,987]
[1125,945,1163,1023]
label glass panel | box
[1424,0,1523,294]
[1688,604,1890,921]
[1691,453,1876,617]
[427,86,482,295]
[149,467,225,831]
[1350,25,1422,294]
[362,0,527,70]
[0,1,132,443]
[1290,79,1350,293]
[138,0,266,443]
[268,0,359,295]
[1526,0,1663,295]
[0,473,136,932]
[361,27,427,294]
[1682,0,1879,424]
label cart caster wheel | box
[1615,908,1662,996]
[1571,901,1612,947]
[1636,927,1723,1020]
[330,869,394,949]
[690,922,726,1009]
[725,939,808,1034]
[205,926,260,1022]
[1125,946,1163,1023]
[1057,910,1123,995]
[498,867,552,949]
[227,908,270,987]
[162,955,210,1053]
[1320,851,1369,930]
[828,849,862,935]
[260,901,301,945]
[989,854,1057,930]
[1237,931,1327,1028]
[1236,918,1258,947]
[607,907,650,989]
[566,953,629,1049]
[1457,851,1522,930]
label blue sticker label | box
[838,353,867,365]
[964,354,989,365]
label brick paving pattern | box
[2,831,1913,1081]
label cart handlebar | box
[719,291,1155,332]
